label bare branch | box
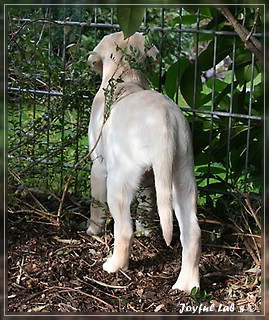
[217,7,262,61]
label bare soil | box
[6,195,262,315]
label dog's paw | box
[86,222,102,236]
[103,257,128,273]
[172,267,200,294]
[172,276,199,294]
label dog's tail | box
[152,126,174,246]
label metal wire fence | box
[7,7,263,204]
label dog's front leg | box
[103,173,135,273]
[87,159,107,235]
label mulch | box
[7,200,262,315]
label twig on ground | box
[228,216,260,266]
[9,169,48,214]
[84,276,128,289]
[23,285,114,311]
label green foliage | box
[7,7,262,209]
[117,7,145,39]
[145,7,262,204]
[8,7,97,196]
[190,287,213,305]
[116,44,144,71]
[103,77,124,121]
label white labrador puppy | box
[87,31,201,293]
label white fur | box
[86,32,201,293]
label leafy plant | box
[7,7,262,231]
[190,287,213,306]
[8,7,96,196]
[103,77,124,121]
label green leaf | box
[190,286,199,295]
[55,248,73,255]
[117,8,145,39]
[180,62,203,108]
[164,59,188,99]
[199,7,214,19]
[173,15,197,26]
[201,289,208,299]
[212,80,239,110]
[81,34,92,50]
[196,164,226,175]
[200,182,228,193]
[235,60,261,85]
[198,37,235,71]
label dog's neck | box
[92,57,150,116]
[100,60,150,93]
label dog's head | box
[88,32,158,76]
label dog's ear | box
[146,45,159,61]
[88,52,103,74]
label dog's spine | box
[152,126,174,246]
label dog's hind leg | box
[87,159,107,235]
[103,168,141,273]
[172,166,201,293]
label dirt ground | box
[6,196,262,316]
